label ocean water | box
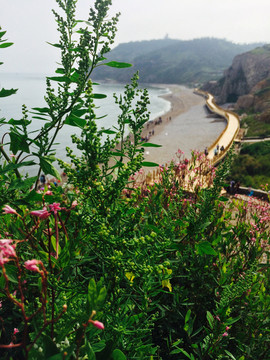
[0,73,170,160]
[0,73,226,174]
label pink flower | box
[13,328,19,334]
[91,320,104,330]
[45,191,53,195]
[49,203,61,214]
[226,326,230,331]
[0,239,16,265]
[71,200,78,208]
[2,205,17,215]
[222,332,228,337]
[24,259,40,272]
[30,209,50,220]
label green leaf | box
[70,71,81,83]
[46,42,62,48]
[206,311,214,330]
[92,340,106,353]
[9,176,37,190]
[8,118,31,126]
[72,108,87,117]
[110,151,125,157]
[219,196,229,202]
[40,157,61,180]
[185,309,191,324]
[32,116,49,121]
[96,286,107,308]
[112,349,127,360]
[47,76,70,83]
[101,129,116,134]
[85,340,96,360]
[55,68,65,74]
[4,265,18,284]
[0,161,36,175]
[21,189,43,203]
[141,161,159,167]
[170,349,182,355]
[0,88,18,97]
[196,241,217,255]
[31,107,50,114]
[9,132,30,154]
[92,93,107,99]
[42,335,59,358]
[171,348,191,359]
[64,113,86,128]
[103,61,132,68]
[225,350,237,360]
[140,142,162,148]
[0,42,13,48]
[87,278,97,314]
[0,31,7,39]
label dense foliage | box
[242,114,270,138]
[0,1,269,359]
[230,142,270,188]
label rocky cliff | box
[202,44,270,106]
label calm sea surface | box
[0,73,225,173]
[0,73,170,158]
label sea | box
[0,72,225,174]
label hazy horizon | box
[0,0,269,74]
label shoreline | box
[141,84,201,140]
[139,84,207,167]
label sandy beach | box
[140,85,211,167]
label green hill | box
[92,38,262,85]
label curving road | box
[196,90,240,164]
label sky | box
[0,0,270,73]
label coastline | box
[140,84,207,167]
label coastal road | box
[200,92,240,163]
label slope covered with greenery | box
[230,141,270,188]
[92,38,262,85]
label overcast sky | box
[0,0,270,73]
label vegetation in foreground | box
[0,1,269,359]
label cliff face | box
[202,45,270,105]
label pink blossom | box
[91,320,104,330]
[0,240,16,265]
[24,259,40,272]
[45,191,53,195]
[13,328,19,334]
[71,200,78,208]
[222,332,228,337]
[49,203,61,214]
[226,326,230,331]
[30,209,50,220]
[0,300,2,308]
[2,205,17,215]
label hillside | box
[202,44,270,105]
[92,38,261,85]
